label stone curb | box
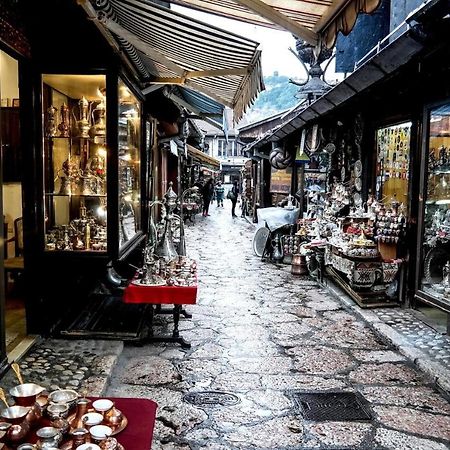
[89,341,125,396]
[325,280,450,396]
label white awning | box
[169,0,381,48]
[79,0,264,121]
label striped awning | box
[79,0,264,122]
[170,86,225,128]
[169,0,381,48]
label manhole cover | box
[292,391,373,421]
[184,391,240,407]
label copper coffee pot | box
[0,405,31,445]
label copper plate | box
[67,409,128,436]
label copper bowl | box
[10,384,45,406]
[47,403,69,420]
[1,406,31,424]
[48,389,78,409]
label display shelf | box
[42,73,108,253]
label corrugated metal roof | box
[83,0,264,121]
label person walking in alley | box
[229,179,239,217]
[215,181,225,207]
[201,178,214,216]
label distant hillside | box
[243,73,303,123]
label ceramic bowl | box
[90,425,113,441]
[92,399,113,413]
[82,412,103,426]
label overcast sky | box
[172,5,301,78]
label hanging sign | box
[296,130,310,164]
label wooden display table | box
[123,278,197,349]
[324,244,400,308]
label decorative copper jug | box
[76,96,91,138]
[58,103,70,137]
[46,106,58,138]
[70,398,90,430]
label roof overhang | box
[246,19,429,149]
[78,0,264,122]
[187,144,221,169]
[169,0,382,48]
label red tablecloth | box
[27,397,157,449]
[123,281,198,305]
[111,397,157,449]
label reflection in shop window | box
[421,103,450,303]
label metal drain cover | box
[184,391,240,407]
[292,391,373,421]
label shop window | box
[118,79,141,247]
[376,122,411,213]
[420,103,450,304]
[42,74,108,252]
[218,139,227,157]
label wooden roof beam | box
[233,0,318,45]
[148,67,250,84]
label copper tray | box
[67,408,128,436]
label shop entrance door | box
[0,49,34,362]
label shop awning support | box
[233,0,318,45]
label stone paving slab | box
[327,282,450,396]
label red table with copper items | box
[123,281,197,348]
[25,397,157,450]
[105,398,157,449]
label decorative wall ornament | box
[270,143,293,170]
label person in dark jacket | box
[215,181,225,207]
[202,178,214,216]
[230,180,239,218]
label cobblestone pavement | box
[372,309,450,370]
[1,340,123,400]
[105,202,450,450]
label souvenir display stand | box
[292,128,406,307]
[123,183,198,348]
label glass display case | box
[419,103,450,306]
[42,74,108,252]
[376,122,411,211]
[118,79,141,247]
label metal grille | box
[292,391,373,421]
[184,391,240,407]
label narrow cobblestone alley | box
[104,202,450,450]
